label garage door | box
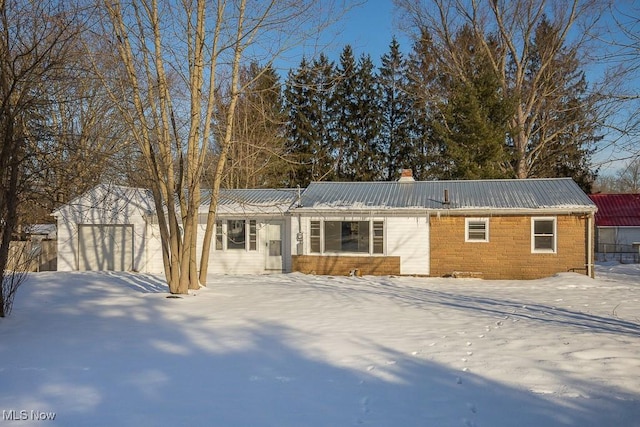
[78,225,133,271]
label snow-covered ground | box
[1,263,639,427]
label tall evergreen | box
[331,46,358,180]
[406,28,441,180]
[221,63,286,188]
[352,53,382,180]
[430,27,512,180]
[332,46,382,180]
[283,55,335,187]
[378,38,413,180]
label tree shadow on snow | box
[299,276,640,337]
[0,273,639,427]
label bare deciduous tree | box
[0,0,82,316]
[95,0,342,293]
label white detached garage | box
[53,185,154,272]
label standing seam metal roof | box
[295,178,596,211]
[202,188,300,215]
[588,193,640,226]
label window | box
[310,221,321,253]
[215,220,258,251]
[466,218,489,242]
[309,220,384,255]
[532,217,556,253]
[215,220,223,250]
[325,221,370,253]
[227,220,246,250]
[373,221,384,254]
[249,220,257,251]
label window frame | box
[465,217,489,242]
[308,219,385,255]
[531,217,557,253]
[214,219,258,252]
[310,220,321,254]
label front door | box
[265,222,284,271]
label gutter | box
[289,207,598,217]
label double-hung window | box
[465,218,489,242]
[309,219,384,255]
[214,219,257,251]
[531,217,556,253]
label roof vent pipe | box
[444,188,450,205]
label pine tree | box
[379,38,414,180]
[332,46,358,180]
[430,27,512,180]
[332,47,382,181]
[221,63,286,188]
[283,55,336,186]
[406,28,441,180]
[352,54,382,180]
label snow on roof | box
[589,193,640,227]
[54,185,300,217]
[295,178,596,212]
[207,188,300,215]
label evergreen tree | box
[221,63,286,188]
[331,46,358,180]
[406,28,441,180]
[283,55,336,186]
[430,27,512,180]
[352,54,383,180]
[332,46,382,180]
[379,38,413,180]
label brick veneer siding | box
[430,215,591,280]
[292,255,401,276]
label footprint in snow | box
[360,396,370,414]
[463,418,478,427]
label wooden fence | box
[6,240,57,272]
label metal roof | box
[294,178,596,212]
[203,188,300,215]
[589,193,640,227]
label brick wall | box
[292,255,401,276]
[430,215,590,280]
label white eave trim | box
[290,207,597,217]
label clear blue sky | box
[332,0,409,63]
[274,0,410,70]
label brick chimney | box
[398,168,415,182]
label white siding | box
[297,216,430,275]
[54,187,151,272]
[386,217,430,275]
[55,217,76,272]
[144,217,292,275]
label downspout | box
[587,212,594,278]
[296,185,302,256]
